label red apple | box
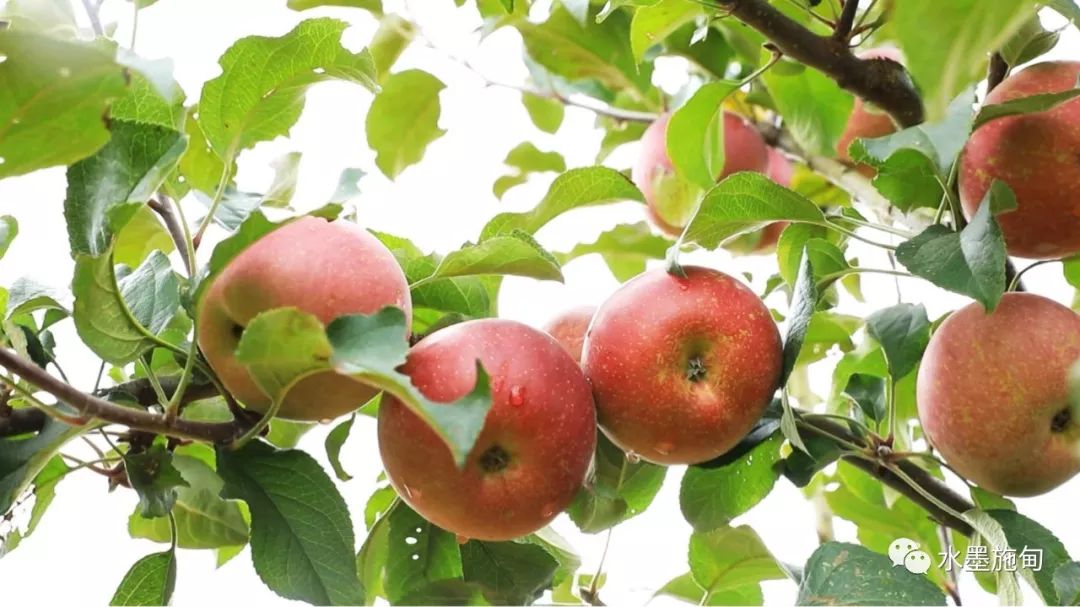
[835,48,903,175]
[542,305,596,364]
[197,216,411,421]
[633,112,769,237]
[378,319,596,540]
[582,266,782,465]
[959,61,1080,259]
[917,293,1080,496]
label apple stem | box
[685,357,708,383]
[1051,408,1072,433]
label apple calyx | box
[1051,408,1072,433]
[479,444,511,473]
[685,356,708,383]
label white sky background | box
[1,0,1079,604]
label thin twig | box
[80,0,104,36]
[0,348,243,443]
[832,0,859,40]
[148,198,194,277]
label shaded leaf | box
[667,81,737,189]
[680,434,782,531]
[797,542,945,605]
[125,443,189,519]
[865,303,930,380]
[110,548,177,606]
[385,503,463,603]
[568,434,665,533]
[325,414,356,482]
[218,440,364,605]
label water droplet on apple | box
[654,441,674,456]
[625,451,641,464]
[540,502,557,518]
[678,282,689,291]
[456,534,470,545]
[509,385,525,407]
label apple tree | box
[2,0,1080,605]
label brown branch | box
[147,197,193,277]
[987,53,1009,94]
[96,376,219,409]
[0,348,242,443]
[0,407,47,437]
[716,0,924,127]
[803,416,975,536]
[833,0,859,40]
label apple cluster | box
[190,58,1080,547]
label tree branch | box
[987,53,1009,94]
[0,407,47,437]
[148,198,194,277]
[833,0,859,40]
[804,416,975,535]
[0,348,242,443]
[716,0,924,127]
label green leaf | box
[385,503,463,603]
[655,571,763,606]
[1056,562,1080,606]
[973,88,1080,131]
[72,251,173,365]
[629,0,700,64]
[113,206,175,269]
[198,18,376,158]
[128,454,249,550]
[798,542,945,605]
[416,231,563,286]
[109,56,186,129]
[667,81,737,189]
[218,440,364,605]
[781,433,841,487]
[369,14,415,82]
[555,222,669,282]
[683,173,825,250]
[781,251,817,386]
[119,250,181,335]
[287,0,383,14]
[110,548,177,606]
[125,443,189,519]
[961,510,1024,604]
[0,216,17,261]
[1048,0,1080,26]
[680,434,782,531]
[327,308,493,467]
[516,5,651,97]
[568,434,666,533]
[0,455,66,555]
[494,142,566,199]
[895,182,1011,310]
[849,92,974,211]
[461,540,559,604]
[689,526,786,595]
[0,414,87,514]
[1000,17,1061,67]
[366,69,446,179]
[763,61,854,156]
[865,303,930,380]
[6,277,69,320]
[843,373,886,423]
[0,30,127,178]
[176,109,230,196]
[64,120,186,258]
[521,92,564,134]
[237,307,493,466]
[888,0,1038,120]
[481,167,644,240]
[986,509,1073,604]
[0,0,78,35]
[325,414,356,482]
